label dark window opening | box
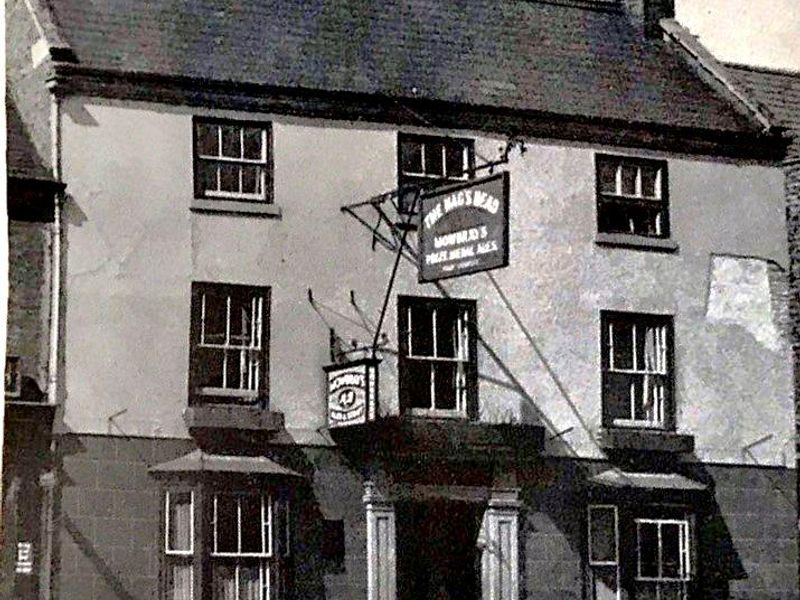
[398,296,477,418]
[397,134,475,213]
[596,154,669,239]
[189,282,270,406]
[601,312,673,430]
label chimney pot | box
[623,0,675,38]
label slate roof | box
[42,0,759,134]
[726,64,800,131]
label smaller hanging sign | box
[323,358,380,428]
[418,172,510,282]
[15,542,33,575]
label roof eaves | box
[660,18,776,135]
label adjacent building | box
[5,0,799,599]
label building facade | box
[5,0,799,599]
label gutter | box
[660,18,776,135]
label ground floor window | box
[588,505,692,600]
[163,487,290,600]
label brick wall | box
[56,435,193,600]
[8,220,51,395]
[55,435,798,600]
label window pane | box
[240,496,264,554]
[406,360,433,409]
[597,159,618,194]
[216,495,239,553]
[196,347,225,389]
[589,507,617,564]
[166,561,193,600]
[168,492,193,552]
[275,498,289,557]
[620,164,637,196]
[604,372,634,422]
[229,296,255,348]
[241,166,262,196]
[220,164,240,193]
[239,564,261,600]
[641,165,660,199]
[198,162,219,194]
[435,308,459,358]
[243,128,263,160]
[598,200,635,234]
[409,305,434,356]
[445,143,466,178]
[433,362,458,410]
[661,523,682,579]
[427,141,444,176]
[638,522,660,578]
[634,581,659,600]
[592,566,619,600]
[202,293,228,345]
[196,123,218,156]
[610,321,633,370]
[212,562,237,600]
[221,125,241,158]
[401,140,424,174]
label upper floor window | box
[189,283,270,406]
[397,295,477,418]
[163,489,290,600]
[194,119,272,203]
[397,133,474,213]
[601,312,672,430]
[596,154,669,239]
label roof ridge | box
[724,61,800,79]
[531,0,622,12]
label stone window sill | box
[191,198,283,218]
[595,232,678,253]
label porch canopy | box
[589,469,707,491]
[149,449,302,477]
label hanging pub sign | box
[323,358,380,428]
[418,172,510,282]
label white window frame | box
[596,154,668,238]
[195,120,270,202]
[400,136,471,182]
[212,493,273,558]
[604,315,671,429]
[198,291,264,398]
[635,518,691,582]
[588,505,621,600]
[404,303,471,417]
[165,490,195,556]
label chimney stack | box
[622,0,675,38]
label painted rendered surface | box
[60,97,793,466]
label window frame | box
[587,504,693,600]
[600,311,674,431]
[595,154,670,240]
[635,518,691,583]
[397,133,476,213]
[160,485,291,600]
[192,117,274,204]
[397,295,478,419]
[188,282,271,406]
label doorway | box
[396,499,484,600]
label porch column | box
[481,488,521,600]
[363,481,396,600]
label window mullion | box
[429,364,436,410]
[657,522,663,580]
[237,496,243,554]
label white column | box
[363,481,396,600]
[480,488,521,600]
